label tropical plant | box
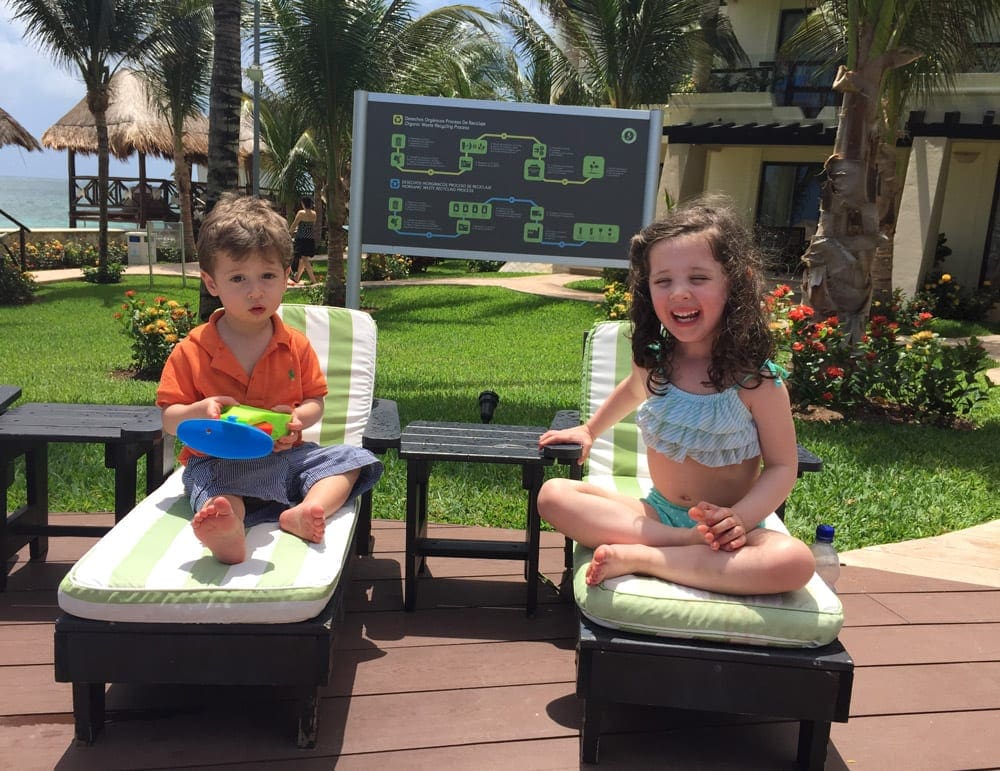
[9,0,160,277]
[140,0,214,263]
[785,1,1000,343]
[262,0,492,306]
[499,0,746,109]
[257,87,320,219]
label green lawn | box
[1,275,997,551]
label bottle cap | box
[815,524,835,542]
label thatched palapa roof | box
[40,68,222,162]
[0,106,42,151]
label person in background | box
[288,196,319,286]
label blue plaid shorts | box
[182,442,382,527]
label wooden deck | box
[1,515,998,770]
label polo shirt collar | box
[202,309,294,383]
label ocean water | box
[0,176,69,229]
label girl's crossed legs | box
[537,477,814,595]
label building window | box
[756,161,824,274]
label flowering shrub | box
[600,280,631,320]
[361,253,411,281]
[82,260,125,284]
[0,255,36,305]
[769,284,992,424]
[22,239,127,270]
[916,271,997,323]
[114,290,196,378]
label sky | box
[0,0,520,181]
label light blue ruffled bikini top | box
[635,361,785,468]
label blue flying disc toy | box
[177,406,293,459]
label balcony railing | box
[69,176,208,229]
[701,59,842,118]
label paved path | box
[28,261,1000,588]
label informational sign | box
[350,92,661,287]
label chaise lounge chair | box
[53,304,399,748]
[553,320,854,768]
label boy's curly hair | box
[628,195,775,393]
[196,193,293,275]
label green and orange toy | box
[177,406,294,459]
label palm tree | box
[200,0,243,320]
[499,0,746,109]
[257,87,320,218]
[140,0,214,263]
[10,0,159,278]
[262,0,491,306]
[786,1,1000,342]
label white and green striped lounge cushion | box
[573,320,844,648]
[57,305,377,624]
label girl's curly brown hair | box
[628,195,775,394]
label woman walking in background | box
[288,196,318,286]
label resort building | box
[655,1,1000,298]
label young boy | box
[156,194,382,564]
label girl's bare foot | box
[585,544,643,585]
[192,496,246,564]
[279,503,327,543]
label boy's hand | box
[689,502,748,552]
[270,404,303,452]
[203,395,239,419]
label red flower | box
[812,341,827,353]
[825,366,845,378]
[792,342,805,352]
[788,305,814,322]
[125,290,136,298]
[865,351,877,361]
[822,392,834,402]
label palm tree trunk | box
[200,0,243,320]
[89,86,111,274]
[801,67,881,343]
[173,139,197,261]
[324,143,347,307]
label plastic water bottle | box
[810,524,840,592]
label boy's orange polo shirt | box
[157,310,328,464]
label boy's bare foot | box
[585,544,642,586]
[192,496,246,564]
[279,503,327,544]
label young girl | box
[158,194,381,564]
[538,198,815,595]
[288,196,318,285]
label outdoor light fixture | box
[478,390,500,423]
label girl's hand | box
[538,425,594,464]
[690,502,748,552]
[270,404,303,453]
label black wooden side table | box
[399,420,578,616]
[0,402,171,589]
